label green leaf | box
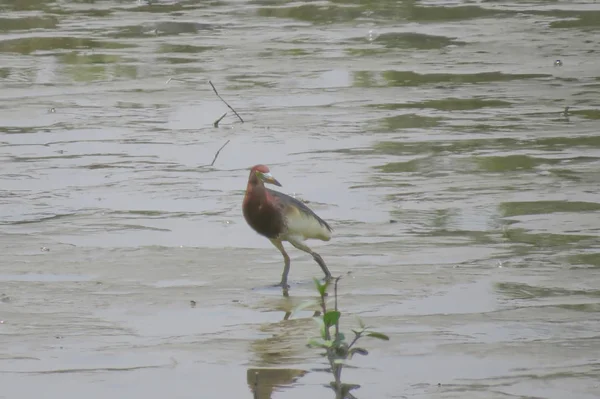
[328,325,337,338]
[333,359,347,365]
[340,383,361,397]
[307,338,326,348]
[308,338,333,348]
[366,331,390,341]
[312,316,326,338]
[323,310,341,328]
[356,316,366,329]
[336,332,346,343]
[348,347,369,358]
[291,299,319,317]
[334,343,349,357]
[351,329,364,338]
[331,383,361,397]
[313,277,328,297]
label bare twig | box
[209,139,230,167]
[209,81,244,123]
[213,112,227,128]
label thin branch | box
[213,112,227,128]
[209,81,244,123]
[209,139,230,167]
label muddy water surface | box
[1,1,600,398]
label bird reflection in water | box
[246,297,321,398]
[247,368,308,399]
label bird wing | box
[266,188,333,235]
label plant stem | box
[334,276,341,339]
[327,351,343,399]
[347,333,362,350]
[332,276,344,398]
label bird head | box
[252,164,282,187]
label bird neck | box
[245,178,267,202]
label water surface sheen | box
[1,0,599,398]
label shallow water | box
[1,0,600,398]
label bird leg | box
[288,237,332,281]
[270,239,291,290]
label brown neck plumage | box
[245,171,266,202]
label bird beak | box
[261,172,282,187]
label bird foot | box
[272,282,290,297]
[272,282,290,289]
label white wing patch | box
[284,205,332,241]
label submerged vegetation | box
[250,275,390,398]
[293,276,390,398]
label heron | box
[242,164,333,294]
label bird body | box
[268,188,332,241]
[243,164,333,293]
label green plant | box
[295,276,390,399]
